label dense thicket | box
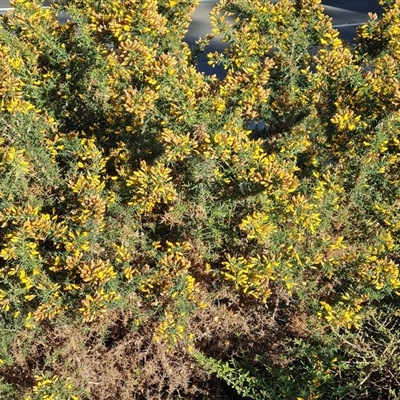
[0,0,400,398]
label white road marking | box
[333,22,368,28]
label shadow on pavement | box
[323,0,382,16]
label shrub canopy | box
[0,0,400,399]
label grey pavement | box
[0,0,383,76]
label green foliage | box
[1,0,400,398]
[193,350,271,400]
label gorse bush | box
[0,0,400,398]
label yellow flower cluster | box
[222,254,283,303]
[126,161,177,213]
[319,294,366,330]
[25,373,79,400]
[239,211,277,243]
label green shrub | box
[0,0,400,398]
